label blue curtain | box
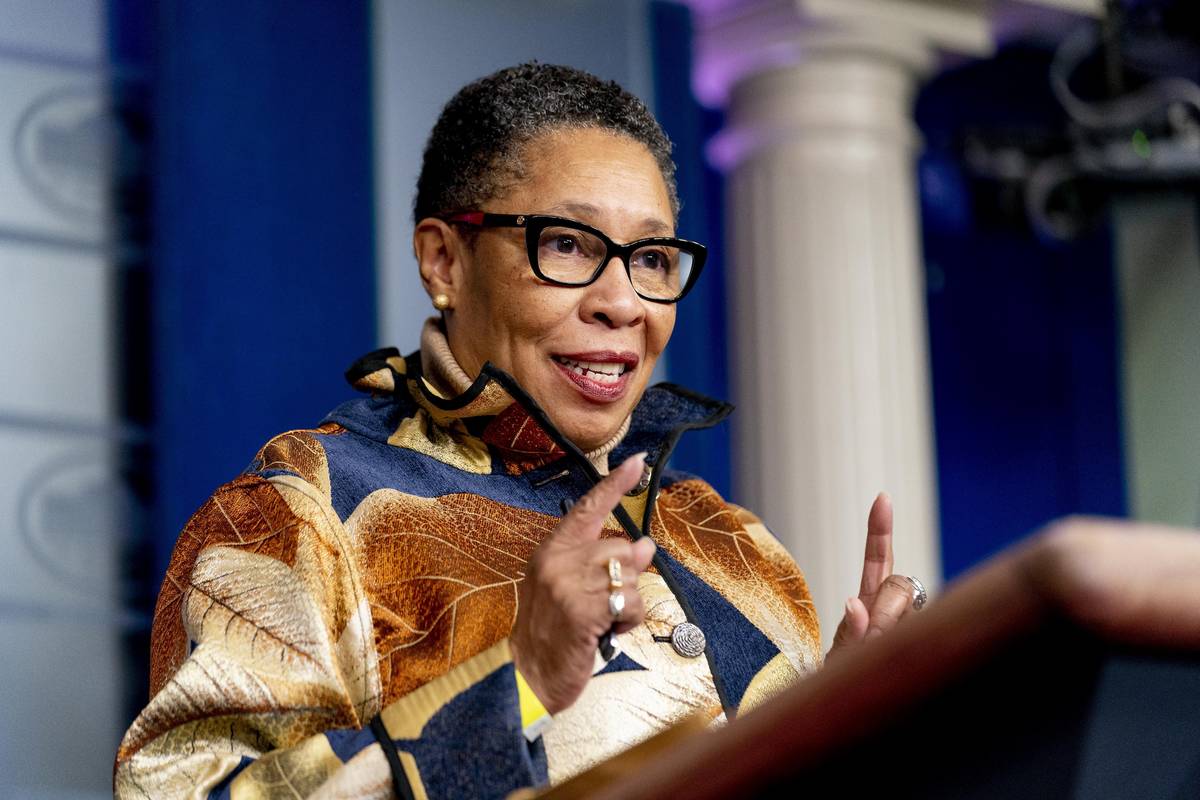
[917,46,1127,578]
[109,1,378,584]
[651,1,733,500]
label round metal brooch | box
[669,622,707,659]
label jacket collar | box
[344,347,732,475]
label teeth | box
[555,357,628,384]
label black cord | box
[369,716,417,800]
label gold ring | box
[607,556,623,590]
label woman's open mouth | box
[551,352,638,402]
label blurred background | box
[1,0,1197,796]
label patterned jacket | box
[114,348,821,799]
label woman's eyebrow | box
[545,201,602,220]
[546,202,672,235]
[638,218,673,236]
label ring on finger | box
[607,556,623,590]
[905,575,927,611]
[608,590,626,620]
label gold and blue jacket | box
[114,348,821,799]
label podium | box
[541,520,1200,799]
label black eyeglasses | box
[441,212,706,304]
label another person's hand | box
[828,492,920,660]
[510,453,657,714]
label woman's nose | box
[580,256,645,328]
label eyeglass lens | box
[535,225,694,301]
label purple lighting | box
[692,37,808,108]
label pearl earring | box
[432,293,451,311]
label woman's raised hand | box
[511,453,657,714]
[828,492,920,660]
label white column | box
[690,0,994,640]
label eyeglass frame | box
[439,211,707,304]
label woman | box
[115,63,920,799]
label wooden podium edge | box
[537,518,1200,800]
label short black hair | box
[413,62,678,225]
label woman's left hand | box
[827,492,919,660]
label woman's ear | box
[413,218,466,306]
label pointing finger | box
[555,453,647,544]
[859,492,894,600]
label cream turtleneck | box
[419,318,631,473]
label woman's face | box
[440,128,676,451]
